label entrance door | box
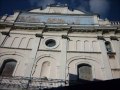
[77,64,92,81]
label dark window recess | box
[0,59,17,77]
[45,39,56,47]
[77,64,92,81]
[105,41,112,52]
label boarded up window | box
[0,59,17,77]
[78,64,92,81]
[40,61,51,78]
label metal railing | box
[110,21,120,26]
[0,76,69,90]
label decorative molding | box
[67,55,100,66]
[1,32,10,36]
[35,34,43,38]
[67,51,101,54]
[62,35,70,40]
[97,36,105,40]
[0,47,32,50]
[0,24,6,29]
[107,52,116,57]
[110,36,119,41]
[43,37,60,49]
[111,69,120,70]
[38,49,61,52]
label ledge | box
[111,68,120,70]
[0,47,32,50]
[35,33,43,38]
[110,36,119,41]
[107,52,116,55]
[38,49,61,52]
[97,36,105,40]
[107,52,116,57]
[67,51,101,54]
[1,31,10,36]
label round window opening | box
[45,39,56,47]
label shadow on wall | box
[45,79,120,90]
[69,73,102,85]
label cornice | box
[22,11,95,16]
[110,36,119,41]
[0,23,120,33]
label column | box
[24,36,41,77]
[59,36,68,80]
[98,39,113,79]
[111,40,120,68]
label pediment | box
[29,6,85,15]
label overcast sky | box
[0,0,120,21]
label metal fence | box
[0,76,69,90]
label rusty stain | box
[18,16,40,23]
[47,18,65,23]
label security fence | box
[0,76,69,90]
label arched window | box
[92,41,99,52]
[0,59,17,77]
[77,64,92,81]
[11,37,20,48]
[40,61,51,78]
[105,41,112,52]
[18,37,26,48]
[26,38,34,49]
[76,40,82,51]
[84,41,89,51]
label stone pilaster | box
[111,40,120,69]
[24,30,44,77]
[24,37,41,77]
[59,35,68,80]
[98,39,113,79]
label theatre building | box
[0,4,120,89]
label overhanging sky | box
[0,0,120,21]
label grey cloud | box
[77,0,90,11]
[29,0,110,17]
[89,0,110,17]
[29,0,55,8]
[76,0,110,17]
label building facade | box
[0,4,120,89]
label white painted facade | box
[0,5,120,82]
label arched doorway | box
[77,64,92,81]
[0,59,17,77]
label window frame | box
[105,41,112,52]
[77,64,93,81]
[0,59,17,77]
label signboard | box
[17,13,95,25]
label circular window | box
[45,39,56,47]
[43,37,59,49]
